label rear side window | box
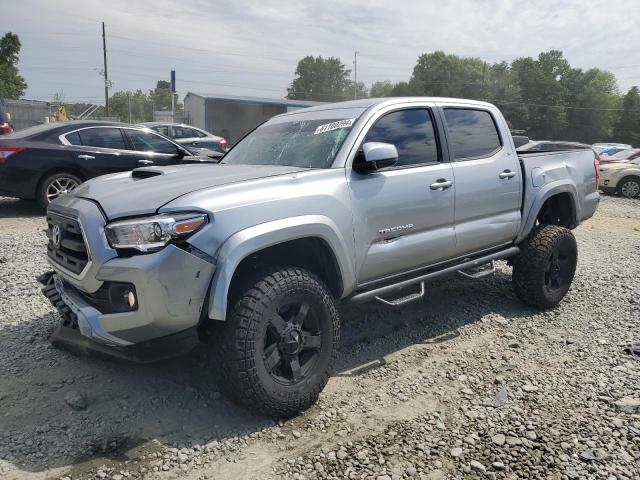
[65,131,82,145]
[150,125,170,136]
[172,126,199,139]
[365,108,439,167]
[443,108,501,160]
[78,128,126,150]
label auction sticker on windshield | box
[314,118,356,135]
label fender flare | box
[516,181,579,242]
[207,215,356,320]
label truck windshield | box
[221,117,357,168]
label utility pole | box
[353,51,359,100]
[102,22,109,117]
[128,91,131,123]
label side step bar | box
[346,246,520,306]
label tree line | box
[287,52,640,146]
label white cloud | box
[5,0,640,102]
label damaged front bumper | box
[39,271,201,363]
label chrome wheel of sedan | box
[47,177,79,202]
[38,172,83,208]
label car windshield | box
[221,115,358,168]
[613,148,639,159]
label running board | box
[375,282,425,307]
[457,260,496,279]
[346,246,520,306]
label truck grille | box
[46,212,89,275]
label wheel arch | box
[517,183,579,242]
[207,216,356,321]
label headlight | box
[105,213,208,252]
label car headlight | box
[105,213,208,252]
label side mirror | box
[354,142,398,173]
[175,146,189,159]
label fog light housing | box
[107,283,138,312]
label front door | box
[123,128,184,167]
[348,107,457,285]
[440,106,522,255]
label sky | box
[4,0,640,105]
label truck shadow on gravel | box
[0,267,535,475]
[0,198,44,218]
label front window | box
[127,129,179,154]
[221,115,358,168]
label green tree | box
[561,68,619,142]
[149,80,182,111]
[109,90,152,123]
[0,32,27,98]
[370,80,394,97]
[510,51,569,139]
[389,81,416,96]
[409,51,486,99]
[614,86,640,145]
[287,56,353,101]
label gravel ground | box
[0,195,638,480]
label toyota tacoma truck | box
[40,97,600,417]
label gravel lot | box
[0,195,638,480]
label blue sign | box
[170,70,176,93]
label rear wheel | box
[216,267,339,417]
[617,176,640,198]
[513,225,578,309]
[38,172,82,208]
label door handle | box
[499,170,517,179]
[77,154,95,160]
[138,159,154,165]
[429,179,453,191]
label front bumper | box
[43,197,216,353]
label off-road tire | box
[617,176,640,199]
[216,267,340,418]
[38,172,82,208]
[513,225,577,309]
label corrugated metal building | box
[3,99,50,130]
[184,93,323,145]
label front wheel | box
[216,267,340,417]
[513,225,578,309]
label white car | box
[139,122,227,159]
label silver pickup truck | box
[40,97,600,417]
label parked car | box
[517,140,592,152]
[593,142,632,154]
[0,121,210,207]
[138,122,227,159]
[39,98,599,417]
[600,158,640,198]
[599,148,640,164]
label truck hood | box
[73,164,308,219]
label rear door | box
[63,127,141,176]
[348,105,457,285]
[439,105,522,255]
